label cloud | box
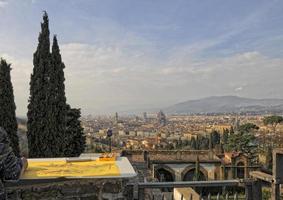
[0,0,8,8]
[235,87,243,92]
[56,39,283,114]
[3,37,283,116]
[1,0,283,115]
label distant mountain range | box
[164,96,283,115]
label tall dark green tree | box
[27,12,85,158]
[191,137,197,150]
[211,130,220,147]
[0,59,20,157]
[64,105,86,157]
[193,156,200,181]
[222,128,229,145]
[27,12,68,158]
[48,35,68,156]
[266,146,273,171]
[27,11,52,158]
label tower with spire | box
[115,112,119,124]
[157,110,167,126]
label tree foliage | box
[0,59,20,156]
[211,130,220,147]
[27,11,53,158]
[27,12,85,158]
[229,126,234,134]
[222,128,229,145]
[191,137,197,150]
[263,115,283,132]
[238,123,259,133]
[225,132,255,154]
[263,115,283,126]
[225,123,258,159]
[193,156,200,181]
[48,35,68,155]
[198,136,209,150]
[266,146,273,171]
[64,105,86,157]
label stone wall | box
[122,150,221,163]
[6,178,134,200]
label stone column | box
[271,182,280,200]
[175,170,182,182]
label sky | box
[0,0,283,116]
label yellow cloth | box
[21,160,120,179]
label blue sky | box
[0,0,283,115]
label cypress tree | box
[266,146,273,171]
[65,105,86,157]
[0,59,20,156]
[211,130,220,147]
[28,12,83,158]
[27,11,54,158]
[222,129,229,145]
[193,156,200,181]
[48,35,67,156]
[209,132,213,150]
[191,137,197,150]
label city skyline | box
[1,0,283,115]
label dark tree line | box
[27,12,85,158]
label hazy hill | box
[164,96,283,114]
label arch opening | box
[236,161,245,179]
[155,168,174,182]
[182,168,207,181]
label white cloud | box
[1,2,283,115]
[57,40,283,114]
[235,87,243,92]
[3,36,283,116]
[0,0,282,116]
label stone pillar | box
[176,151,181,160]
[175,170,182,182]
[271,182,280,200]
[245,159,249,179]
[220,164,225,180]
